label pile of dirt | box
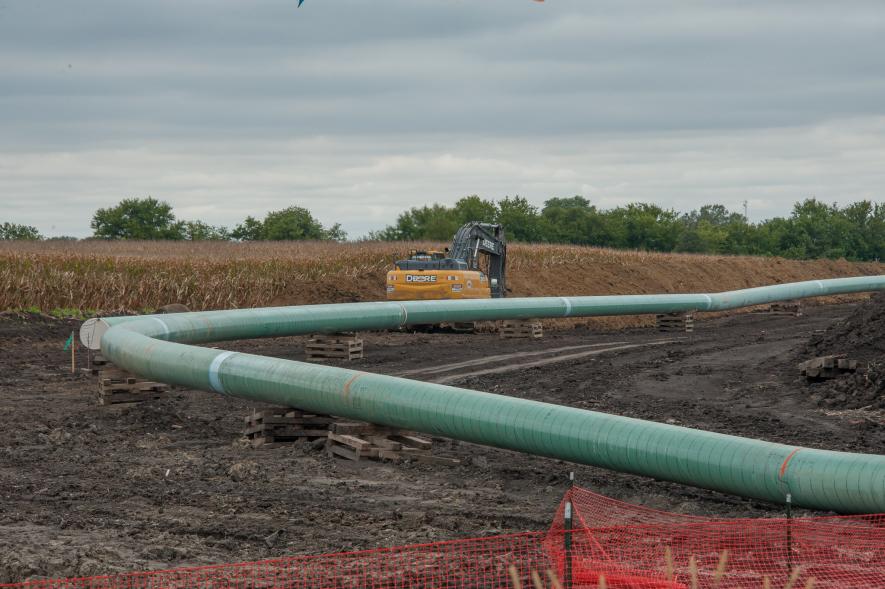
[803,293,885,409]
[805,292,885,361]
[807,364,885,410]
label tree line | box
[370,195,884,261]
[2,195,883,261]
[1,198,345,243]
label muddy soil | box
[1,304,882,582]
[803,293,885,409]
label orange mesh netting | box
[3,486,883,589]
[546,486,885,587]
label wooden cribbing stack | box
[799,354,864,380]
[327,422,459,465]
[82,352,110,376]
[305,332,364,361]
[655,312,694,333]
[499,319,543,339]
[244,409,335,448]
[97,365,169,405]
[84,354,170,405]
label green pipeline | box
[81,276,885,513]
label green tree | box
[606,203,682,251]
[322,223,348,242]
[841,200,885,260]
[786,199,852,259]
[720,218,760,255]
[373,204,459,241]
[452,195,497,225]
[684,204,745,227]
[233,207,346,241]
[261,206,329,240]
[754,216,795,257]
[372,196,882,260]
[544,196,592,211]
[182,221,231,241]
[496,196,543,242]
[231,216,264,241]
[540,196,607,245]
[677,205,746,253]
[0,222,42,240]
[91,197,184,240]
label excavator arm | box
[449,223,507,297]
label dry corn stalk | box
[508,565,522,589]
[530,570,544,589]
[545,569,563,589]
[2,240,880,317]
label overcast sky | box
[2,0,884,238]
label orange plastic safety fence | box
[2,486,883,589]
[1,532,558,589]
[548,486,885,588]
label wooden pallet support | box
[499,319,543,339]
[244,408,334,448]
[305,332,364,361]
[326,422,459,465]
[82,353,110,376]
[97,365,170,405]
[655,312,694,333]
[799,354,865,380]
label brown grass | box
[1,240,882,328]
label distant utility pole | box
[743,200,748,221]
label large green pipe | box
[80,277,885,513]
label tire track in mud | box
[398,339,679,384]
[394,342,630,377]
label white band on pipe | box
[398,304,409,326]
[149,317,170,338]
[815,280,825,291]
[560,297,572,317]
[702,294,713,310]
[208,351,237,394]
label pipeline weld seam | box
[778,448,801,481]
[702,294,713,310]
[398,304,409,326]
[149,317,170,338]
[343,373,363,397]
[560,297,572,317]
[208,351,237,394]
[815,280,825,292]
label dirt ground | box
[1,303,883,582]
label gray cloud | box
[0,0,883,237]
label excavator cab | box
[396,250,449,267]
[394,249,468,272]
[413,249,447,260]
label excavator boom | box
[449,222,507,297]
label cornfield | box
[1,241,882,328]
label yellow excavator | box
[386,222,507,301]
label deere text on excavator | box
[386,222,506,301]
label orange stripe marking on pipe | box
[343,374,362,397]
[779,448,801,479]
